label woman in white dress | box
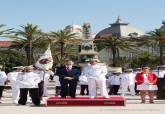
[135,67,158,103]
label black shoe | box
[80,93,85,95]
[61,96,66,98]
[71,96,76,98]
[18,103,26,105]
[34,104,41,106]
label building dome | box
[65,24,96,39]
[65,24,83,32]
[65,24,83,39]
[95,17,145,39]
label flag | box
[35,46,53,70]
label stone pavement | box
[0,82,165,114]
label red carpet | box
[46,96,126,106]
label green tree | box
[50,30,77,60]
[0,50,26,73]
[0,24,12,36]
[131,52,160,69]
[139,28,165,65]
[9,23,46,65]
[95,36,136,67]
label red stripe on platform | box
[46,96,126,106]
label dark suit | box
[56,66,81,98]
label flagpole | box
[43,70,46,81]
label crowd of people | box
[0,65,54,106]
[0,58,164,106]
[108,67,158,103]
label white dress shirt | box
[53,75,61,86]
[127,73,136,85]
[17,72,41,88]
[108,75,121,85]
[86,64,107,80]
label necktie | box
[66,67,71,72]
[66,67,72,76]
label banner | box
[35,46,53,70]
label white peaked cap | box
[109,67,122,73]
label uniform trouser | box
[60,79,77,98]
[121,84,135,96]
[109,85,120,95]
[0,86,4,99]
[38,81,44,99]
[80,85,89,95]
[11,85,20,103]
[129,84,136,95]
[18,88,40,106]
[121,84,128,96]
[88,78,108,97]
[55,86,61,96]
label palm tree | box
[50,30,77,59]
[0,24,12,36]
[9,23,46,65]
[95,36,136,67]
[140,28,165,65]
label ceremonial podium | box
[46,96,126,106]
[157,78,165,99]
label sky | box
[0,0,165,40]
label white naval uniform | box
[53,75,61,96]
[86,64,109,98]
[108,75,121,85]
[16,72,41,105]
[0,71,7,101]
[53,75,61,87]
[16,72,41,88]
[8,72,20,103]
[153,70,165,78]
[121,73,136,96]
[79,64,90,85]
[0,71,7,86]
[43,71,54,96]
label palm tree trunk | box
[112,48,117,67]
[25,40,33,65]
[60,42,64,59]
[29,40,32,65]
[25,47,30,65]
[117,48,120,59]
[159,43,164,65]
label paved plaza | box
[0,82,165,114]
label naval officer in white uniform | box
[16,66,41,106]
[7,66,24,104]
[0,65,7,103]
[108,71,121,95]
[121,69,136,96]
[79,59,90,95]
[155,65,165,78]
[85,58,109,99]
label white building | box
[95,17,145,63]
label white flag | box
[35,46,53,70]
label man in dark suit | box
[56,60,81,98]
